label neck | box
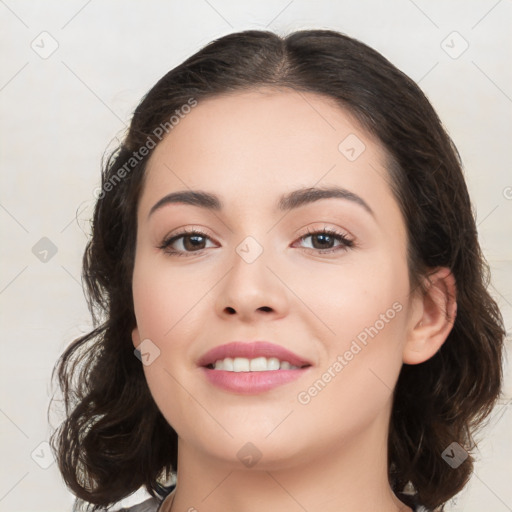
[165,408,412,512]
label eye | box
[294,226,354,254]
[158,226,354,257]
[158,228,216,257]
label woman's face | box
[131,88,419,468]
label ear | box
[131,326,142,349]
[403,267,457,365]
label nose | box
[215,240,289,323]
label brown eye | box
[158,229,214,256]
[297,228,354,254]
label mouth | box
[198,341,312,370]
[198,341,312,394]
[206,357,305,371]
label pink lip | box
[197,341,311,368]
[197,341,312,395]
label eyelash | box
[158,226,354,257]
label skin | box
[131,88,456,512]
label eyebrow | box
[148,186,374,218]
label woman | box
[50,29,506,512]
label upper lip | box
[197,341,312,368]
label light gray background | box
[0,1,511,511]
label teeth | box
[212,356,300,371]
[233,357,250,372]
[249,357,267,371]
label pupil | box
[185,235,204,250]
[314,234,332,249]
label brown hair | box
[50,29,506,511]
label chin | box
[204,439,310,471]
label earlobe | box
[403,267,457,365]
[131,326,141,349]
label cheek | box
[297,253,410,404]
[128,257,243,420]
[131,256,217,430]
[295,258,409,423]
[298,251,409,347]
[131,255,209,342]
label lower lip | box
[201,367,310,394]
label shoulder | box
[107,499,432,512]
[115,496,161,512]
[120,485,174,512]
[77,486,174,512]
[85,496,160,512]
[83,489,429,512]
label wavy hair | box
[50,29,506,511]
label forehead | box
[140,88,398,222]
[150,87,380,160]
